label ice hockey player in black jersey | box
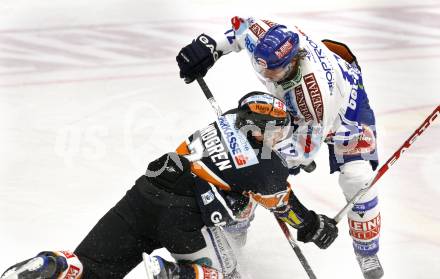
[1,92,338,279]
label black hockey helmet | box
[235,91,290,133]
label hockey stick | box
[334,105,440,223]
[275,218,318,279]
[196,77,223,117]
[195,77,317,279]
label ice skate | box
[356,253,384,279]
[1,255,61,279]
[143,253,180,279]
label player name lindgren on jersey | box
[199,124,232,171]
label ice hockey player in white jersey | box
[177,17,383,279]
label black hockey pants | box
[74,175,205,279]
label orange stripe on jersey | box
[191,162,231,191]
[322,39,356,64]
[176,140,190,156]
[248,189,291,210]
[176,139,231,191]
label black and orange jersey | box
[144,110,312,228]
[177,112,292,211]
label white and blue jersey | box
[215,17,378,172]
[213,17,381,257]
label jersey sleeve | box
[214,16,276,56]
[239,150,292,210]
[213,16,250,55]
[274,187,314,229]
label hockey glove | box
[223,193,257,247]
[176,34,222,83]
[288,161,317,175]
[297,211,338,249]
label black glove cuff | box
[296,210,319,243]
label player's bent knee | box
[172,226,237,276]
[339,160,377,200]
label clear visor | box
[252,124,291,147]
[252,59,293,82]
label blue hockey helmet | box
[253,25,300,81]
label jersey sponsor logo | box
[303,73,324,123]
[199,124,232,171]
[293,85,313,122]
[274,98,286,112]
[280,80,295,91]
[275,40,293,59]
[208,227,235,271]
[201,190,215,205]
[304,36,335,92]
[349,213,381,241]
[244,34,256,53]
[210,211,223,224]
[198,35,220,61]
[262,19,277,28]
[280,65,302,91]
[249,22,267,39]
[216,115,259,169]
[202,266,221,279]
[62,265,81,279]
[334,124,376,156]
[58,251,76,259]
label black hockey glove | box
[176,34,222,84]
[288,161,317,175]
[297,211,338,249]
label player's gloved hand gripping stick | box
[195,77,318,279]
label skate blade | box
[142,252,155,279]
[1,257,45,279]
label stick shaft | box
[196,78,223,116]
[275,217,318,279]
[334,105,440,223]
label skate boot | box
[356,253,384,279]
[1,253,66,279]
[143,253,229,279]
[143,253,180,279]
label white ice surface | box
[1,0,440,278]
